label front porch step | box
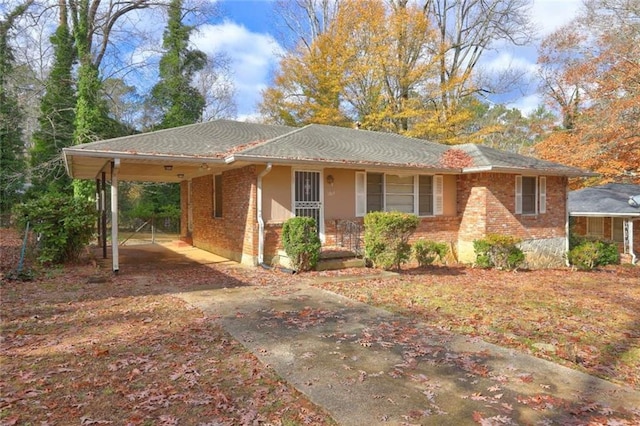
[276,249,365,271]
[316,257,365,271]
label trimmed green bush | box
[568,237,619,270]
[364,211,419,271]
[473,234,525,270]
[12,194,96,264]
[413,239,448,266]
[281,216,321,272]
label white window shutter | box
[434,175,444,215]
[355,172,366,217]
[539,176,547,214]
[515,175,522,214]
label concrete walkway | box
[160,242,640,425]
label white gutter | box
[62,147,227,163]
[257,163,273,265]
[111,159,120,273]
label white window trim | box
[539,176,546,214]
[355,171,366,217]
[516,175,545,215]
[355,172,442,217]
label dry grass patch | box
[315,265,640,390]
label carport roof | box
[569,183,640,217]
[63,119,592,182]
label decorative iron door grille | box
[294,171,321,229]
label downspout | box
[630,218,637,265]
[111,159,120,273]
[257,163,273,265]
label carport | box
[62,123,236,273]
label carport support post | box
[101,172,107,259]
[111,159,120,273]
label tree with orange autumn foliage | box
[259,0,438,131]
[535,0,640,185]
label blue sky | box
[192,0,583,120]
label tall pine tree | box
[139,0,207,224]
[0,1,33,220]
[149,0,206,129]
[29,0,76,196]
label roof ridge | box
[237,124,312,154]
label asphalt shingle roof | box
[64,119,591,177]
[459,144,589,175]
[569,183,640,216]
[67,119,295,158]
[235,124,450,167]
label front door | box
[294,170,323,239]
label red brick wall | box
[458,173,567,240]
[184,166,258,263]
[180,167,573,266]
[457,173,568,263]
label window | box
[612,218,624,243]
[418,175,433,216]
[355,172,443,216]
[213,174,223,218]
[515,176,546,215]
[385,175,414,213]
[587,217,604,238]
[366,172,383,213]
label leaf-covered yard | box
[2,226,639,425]
[314,264,640,391]
[0,230,334,426]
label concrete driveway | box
[127,242,640,425]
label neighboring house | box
[63,119,590,272]
[569,183,640,264]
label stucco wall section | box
[324,168,356,220]
[262,165,291,223]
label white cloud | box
[531,0,582,36]
[507,94,543,116]
[192,20,284,117]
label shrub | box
[364,211,419,271]
[281,216,321,272]
[413,239,448,266]
[568,238,619,270]
[473,234,525,270]
[12,194,96,264]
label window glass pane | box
[587,217,604,237]
[386,175,414,213]
[366,173,383,212]
[419,175,433,216]
[521,176,536,214]
[214,174,223,218]
[612,218,624,242]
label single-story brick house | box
[569,183,640,264]
[63,119,590,272]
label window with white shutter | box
[539,176,546,214]
[355,172,366,217]
[434,175,443,215]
